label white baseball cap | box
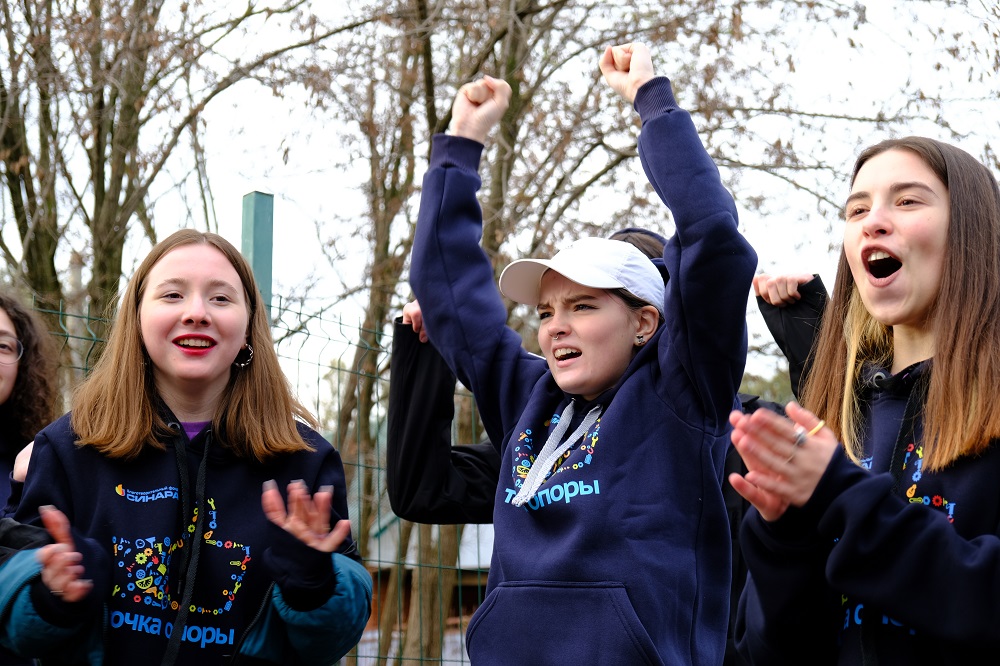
[498,237,664,315]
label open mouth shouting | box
[865,248,902,280]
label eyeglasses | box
[0,335,23,365]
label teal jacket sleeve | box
[240,553,372,664]
[0,549,100,662]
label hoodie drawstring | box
[161,428,211,666]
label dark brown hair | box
[0,293,58,447]
[608,228,666,261]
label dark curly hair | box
[0,292,58,450]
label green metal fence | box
[34,297,489,664]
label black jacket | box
[756,275,829,399]
[386,318,497,524]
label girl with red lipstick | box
[0,230,371,665]
[730,138,1000,665]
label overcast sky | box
[155,1,1000,384]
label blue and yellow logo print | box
[511,411,602,486]
[902,442,957,523]
[112,496,251,615]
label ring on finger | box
[792,426,807,448]
[807,420,826,437]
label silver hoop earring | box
[233,344,254,368]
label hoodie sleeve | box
[632,77,758,430]
[816,449,1000,643]
[735,502,842,663]
[13,423,72,529]
[409,134,549,444]
[1,477,23,518]
[757,275,828,399]
[738,445,1000,662]
[0,549,96,660]
[247,428,372,663]
[386,319,500,524]
[240,554,372,665]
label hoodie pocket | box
[465,580,663,666]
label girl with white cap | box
[409,43,756,665]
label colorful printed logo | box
[111,496,251,615]
[511,412,602,485]
[116,484,179,502]
[902,442,957,523]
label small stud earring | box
[636,335,645,346]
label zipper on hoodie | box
[227,582,276,664]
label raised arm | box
[602,43,757,427]
[755,273,828,398]
[447,75,511,144]
[387,313,500,524]
[409,77,548,439]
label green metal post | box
[241,191,274,318]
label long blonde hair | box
[72,229,317,461]
[802,137,1000,471]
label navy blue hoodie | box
[6,412,370,664]
[737,361,1000,664]
[410,77,757,666]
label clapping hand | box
[262,480,351,553]
[36,505,93,603]
[727,402,838,521]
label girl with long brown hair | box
[728,137,1000,664]
[0,230,371,665]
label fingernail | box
[319,485,333,494]
[262,480,277,493]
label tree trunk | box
[375,519,412,664]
